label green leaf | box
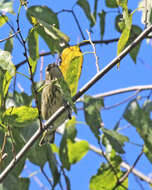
[98,11,106,40]
[4,32,14,53]
[3,106,38,127]
[7,91,33,107]
[47,146,60,187]
[0,128,26,177]
[90,161,128,190]
[77,0,96,27]
[0,70,12,108]
[0,15,8,26]
[83,95,104,140]
[0,0,14,14]
[116,0,128,9]
[0,49,15,76]
[124,100,152,161]
[143,99,152,113]
[93,0,98,21]
[28,28,39,61]
[59,117,77,169]
[57,74,77,113]
[50,143,59,154]
[106,0,118,8]
[102,128,129,154]
[117,10,132,67]
[28,56,37,75]
[126,25,142,63]
[144,145,152,163]
[60,46,83,96]
[59,128,71,170]
[26,5,59,28]
[28,139,49,167]
[1,176,30,190]
[65,116,77,141]
[35,21,69,53]
[68,140,89,164]
[26,6,69,53]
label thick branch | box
[0,24,152,182]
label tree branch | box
[0,31,20,43]
[77,85,152,100]
[0,24,152,182]
[15,38,119,69]
[56,127,152,185]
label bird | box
[39,63,71,146]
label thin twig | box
[102,90,139,110]
[16,5,43,130]
[0,13,24,46]
[77,89,140,111]
[113,148,144,189]
[0,24,152,182]
[40,167,53,188]
[56,9,86,40]
[0,31,20,43]
[77,85,152,102]
[15,51,52,69]
[86,30,100,72]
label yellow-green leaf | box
[68,139,89,164]
[0,15,8,26]
[3,106,38,127]
[60,46,83,96]
[29,56,37,75]
[117,10,132,67]
[90,158,128,190]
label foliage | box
[0,0,151,190]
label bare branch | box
[56,9,86,40]
[79,38,119,46]
[86,30,100,72]
[0,31,20,43]
[118,148,144,185]
[0,24,152,182]
[15,38,119,70]
[77,85,152,101]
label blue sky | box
[1,0,152,189]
